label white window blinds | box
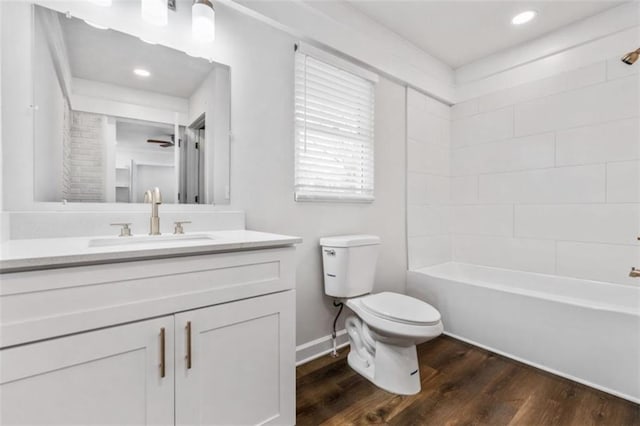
[294,46,376,202]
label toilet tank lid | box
[320,235,381,247]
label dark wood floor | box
[296,336,640,426]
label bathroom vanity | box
[0,230,300,425]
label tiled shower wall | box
[406,88,451,269]
[450,59,639,286]
[64,111,106,202]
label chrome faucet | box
[144,187,162,235]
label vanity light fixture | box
[133,68,151,77]
[141,0,168,26]
[83,20,109,30]
[192,0,215,42]
[511,10,537,25]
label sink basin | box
[89,234,215,248]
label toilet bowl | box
[344,292,443,394]
[320,235,443,395]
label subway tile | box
[515,76,639,136]
[408,139,450,176]
[515,204,639,245]
[407,205,451,237]
[557,241,640,285]
[451,99,478,120]
[607,161,640,203]
[451,133,555,175]
[452,235,556,274]
[478,73,567,112]
[479,165,606,204]
[556,118,640,166]
[408,235,451,269]
[565,61,606,91]
[407,173,450,205]
[451,175,478,204]
[451,106,514,148]
[450,204,514,237]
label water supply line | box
[330,300,344,358]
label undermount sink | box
[89,233,215,248]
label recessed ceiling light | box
[511,10,537,25]
[83,20,109,30]
[133,68,151,77]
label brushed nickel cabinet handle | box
[186,321,192,369]
[159,327,166,378]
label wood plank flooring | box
[296,336,640,425]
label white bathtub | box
[407,262,640,403]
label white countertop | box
[0,230,302,273]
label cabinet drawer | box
[0,247,295,348]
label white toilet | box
[320,235,443,395]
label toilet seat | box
[360,292,441,326]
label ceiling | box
[60,14,216,98]
[345,1,626,68]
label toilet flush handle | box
[324,249,336,256]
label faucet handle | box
[110,223,132,237]
[174,221,191,235]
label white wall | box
[1,1,409,349]
[227,0,455,102]
[218,5,409,346]
[406,88,451,269]
[450,60,639,286]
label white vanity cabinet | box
[0,244,297,426]
[0,315,176,425]
[175,291,295,425]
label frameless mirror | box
[32,5,231,204]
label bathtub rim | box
[408,262,639,317]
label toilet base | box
[345,316,421,395]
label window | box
[294,44,377,202]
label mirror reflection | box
[33,5,230,204]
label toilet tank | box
[320,235,380,298]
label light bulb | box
[192,0,215,42]
[133,68,151,77]
[511,10,537,26]
[142,0,168,26]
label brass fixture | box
[110,223,132,237]
[159,327,166,378]
[144,187,162,235]
[186,321,193,369]
[621,48,640,65]
[630,267,640,278]
[174,221,192,235]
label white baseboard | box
[296,329,350,366]
[444,332,640,405]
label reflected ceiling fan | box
[146,134,175,148]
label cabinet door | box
[175,290,295,426]
[0,316,174,425]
